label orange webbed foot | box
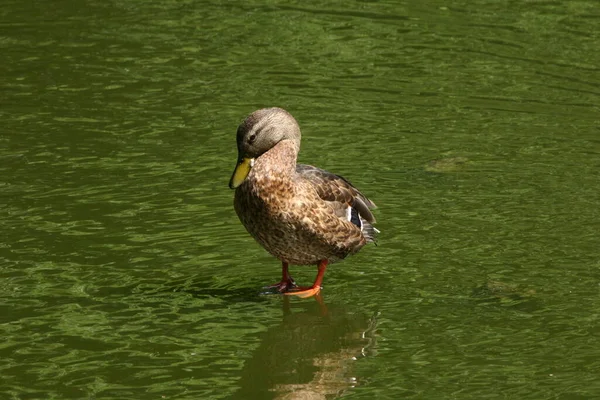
[283,285,322,298]
[262,261,297,294]
[264,259,328,299]
[263,278,297,293]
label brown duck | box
[229,108,378,298]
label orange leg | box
[264,261,297,292]
[284,259,328,298]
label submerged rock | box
[425,156,469,173]
[472,280,536,301]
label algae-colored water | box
[2,1,600,398]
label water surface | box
[2,0,600,399]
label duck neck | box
[250,140,298,181]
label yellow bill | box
[229,157,254,189]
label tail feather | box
[362,219,380,243]
[347,205,379,243]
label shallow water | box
[2,0,600,399]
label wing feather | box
[297,164,377,223]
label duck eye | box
[248,134,257,144]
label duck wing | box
[297,164,379,242]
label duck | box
[229,107,378,298]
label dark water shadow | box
[231,294,377,400]
[141,276,275,304]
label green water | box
[2,0,600,398]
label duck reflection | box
[233,294,377,400]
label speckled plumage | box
[230,108,378,269]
